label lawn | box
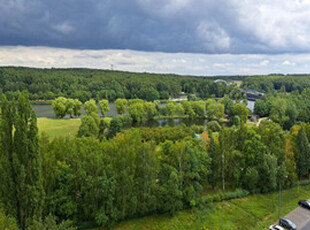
[37,117,112,138]
[89,184,310,230]
[37,117,81,138]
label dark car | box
[279,218,297,230]
[298,200,310,209]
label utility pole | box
[222,153,225,191]
[220,203,230,230]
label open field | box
[37,117,81,138]
[37,117,112,138]
[90,184,310,230]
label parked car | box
[298,200,310,210]
[268,224,285,230]
[279,218,297,230]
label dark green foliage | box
[207,121,221,132]
[0,210,19,230]
[0,93,45,229]
[233,116,241,126]
[27,214,76,230]
[208,132,217,189]
[52,97,82,118]
[241,75,310,93]
[98,99,109,116]
[0,67,236,101]
[203,189,249,203]
[296,128,310,179]
[107,117,123,139]
[77,115,99,137]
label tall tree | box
[84,99,98,115]
[98,99,109,116]
[115,99,127,115]
[0,93,45,229]
[295,127,310,179]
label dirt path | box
[256,117,268,126]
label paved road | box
[279,205,310,229]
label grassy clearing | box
[90,184,310,230]
[37,117,81,138]
[37,117,112,138]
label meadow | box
[90,184,310,230]
[37,118,81,138]
[37,117,112,138]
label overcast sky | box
[1,0,310,75]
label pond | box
[32,100,256,127]
[32,103,118,118]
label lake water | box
[32,103,118,118]
[33,100,255,119]
[32,100,255,127]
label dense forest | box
[0,67,236,102]
[1,92,310,229]
[2,69,310,229]
[241,74,310,93]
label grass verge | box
[88,184,310,230]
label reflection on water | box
[32,100,255,126]
[32,103,118,119]
[131,118,209,128]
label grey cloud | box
[0,0,310,54]
[2,46,310,76]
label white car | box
[268,225,285,230]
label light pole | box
[278,175,288,219]
[220,203,230,230]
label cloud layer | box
[1,46,310,76]
[1,0,310,54]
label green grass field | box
[90,184,310,230]
[37,117,82,138]
[37,117,112,138]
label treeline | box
[0,67,236,102]
[0,94,310,230]
[241,74,310,93]
[254,89,310,130]
[1,93,310,229]
[74,97,250,139]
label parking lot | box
[280,206,310,229]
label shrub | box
[207,121,221,132]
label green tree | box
[98,99,109,116]
[77,115,99,137]
[295,127,310,179]
[52,97,67,118]
[0,210,18,230]
[128,102,144,123]
[233,103,250,123]
[269,98,289,127]
[181,101,195,119]
[73,99,82,117]
[115,99,127,115]
[84,99,98,115]
[107,117,123,139]
[144,102,157,121]
[65,99,75,118]
[191,101,205,118]
[0,93,45,229]
[28,214,76,230]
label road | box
[278,205,310,229]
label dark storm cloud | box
[1,0,310,54]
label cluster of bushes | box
[202,189,249,204]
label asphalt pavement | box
[279,205,310,230]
